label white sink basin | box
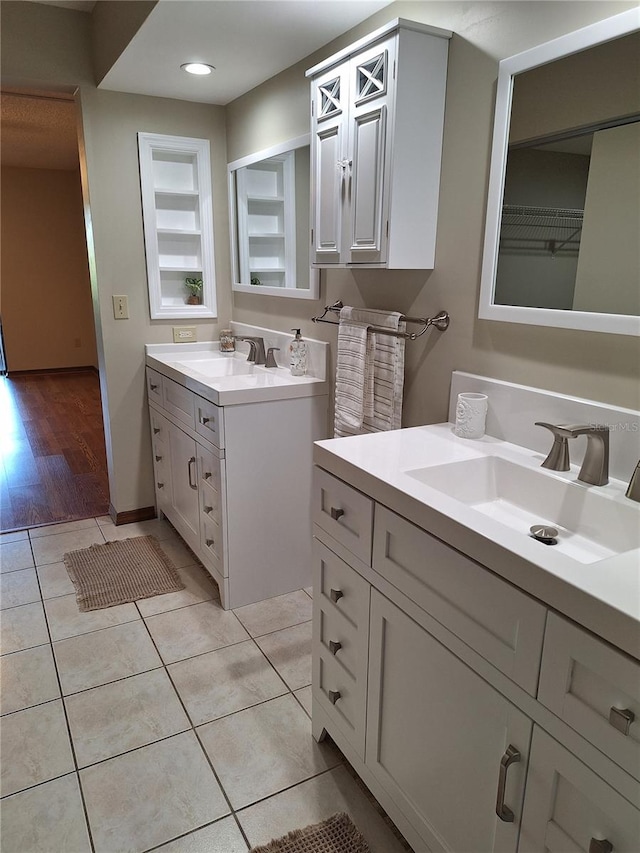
[168,355,254,377]
[407,455,640,564]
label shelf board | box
[251,268,286,273]
[157,228,202,236]
[154,188,199,197]
[248,232,285,239]
[247,195,285,203]
[159,264,203,272]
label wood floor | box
[0,370,110,533]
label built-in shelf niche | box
[138,133,216,319]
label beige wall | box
[77,87,231,512]
[0,166,97,371]
[226,0,640,435]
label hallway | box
[0,371,109,532]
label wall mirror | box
[479,9,640,336]
[229,134,319,300]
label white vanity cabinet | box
[311,465,640,853]
[147,366,324,609]
[306,19,450,269]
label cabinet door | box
[311,64,349,265]
[519,727,640,853]
[167,420,199,541]
[345,36,395,265]
[366,590,531,853]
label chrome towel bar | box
[311,301,449,340]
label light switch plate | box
[172,326,197,343]
[112,295,129,319]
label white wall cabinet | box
[306,19,451,269]
[311,466,640,853]
[147,366,326,609]
[138,132,217,319]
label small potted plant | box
[185,277,203,304]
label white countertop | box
[314,424,640,660]
[146,343,329,406]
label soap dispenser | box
[289,329,307,376]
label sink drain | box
[530,524,559,545]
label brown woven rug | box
[63,535,185,612]
[249,813,370,853]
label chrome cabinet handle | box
[201,415,212,426]
[149,383,158,391]
[329,690,341,704]
[155,455,162,462]
[205,538,214,547]
[188,457,197,489]
[330,506,344,521]
[589,840,613,853]
[609,707,635,735]
[495,745,521,822]
[204,471,212,480]
[157,482,164,489]
[204,505,213,514]
[329,588,343,603]
[153,427,160,435]
[329,640,342,655]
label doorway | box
[0,91,109,532]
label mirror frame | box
[228,134,320,300]
[479,8,640,336]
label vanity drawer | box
[146,368,163,405]
[315,650,366,759]
[373,505,546,695]
[313,538,370,633]
[317,601,362,681]
[538,612,640,782]
[195,397,224,449]
[201,513,224,567]
[197,446,223,499]
[162,376,195,428]
[313,468,373,565]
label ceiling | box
[101,0,392,105]
[2,0,391,170]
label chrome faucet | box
[236,336,266,365]
[536,422,610,486]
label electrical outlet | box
[112,295,129,319]
[172,326,197,343]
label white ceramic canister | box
[454,392,488,439]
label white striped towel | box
[334,306,406,438]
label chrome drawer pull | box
[149,383,158,391]
[495,745,521,822]
[330,506,344,521]
[609,706,635,735]
[157,482,164,489]
[153,428,160,435]
[589,840,613,853]
[155,455,162,462]
[329,588,343,603]
[328,690,341,705]
[329,640,342,655]
[204,471,212,480]
[204,505,213,514]
[206,538,214,547]
[201,415,213,425]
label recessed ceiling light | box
[181,63,215,76]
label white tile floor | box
[0,517,411,853]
